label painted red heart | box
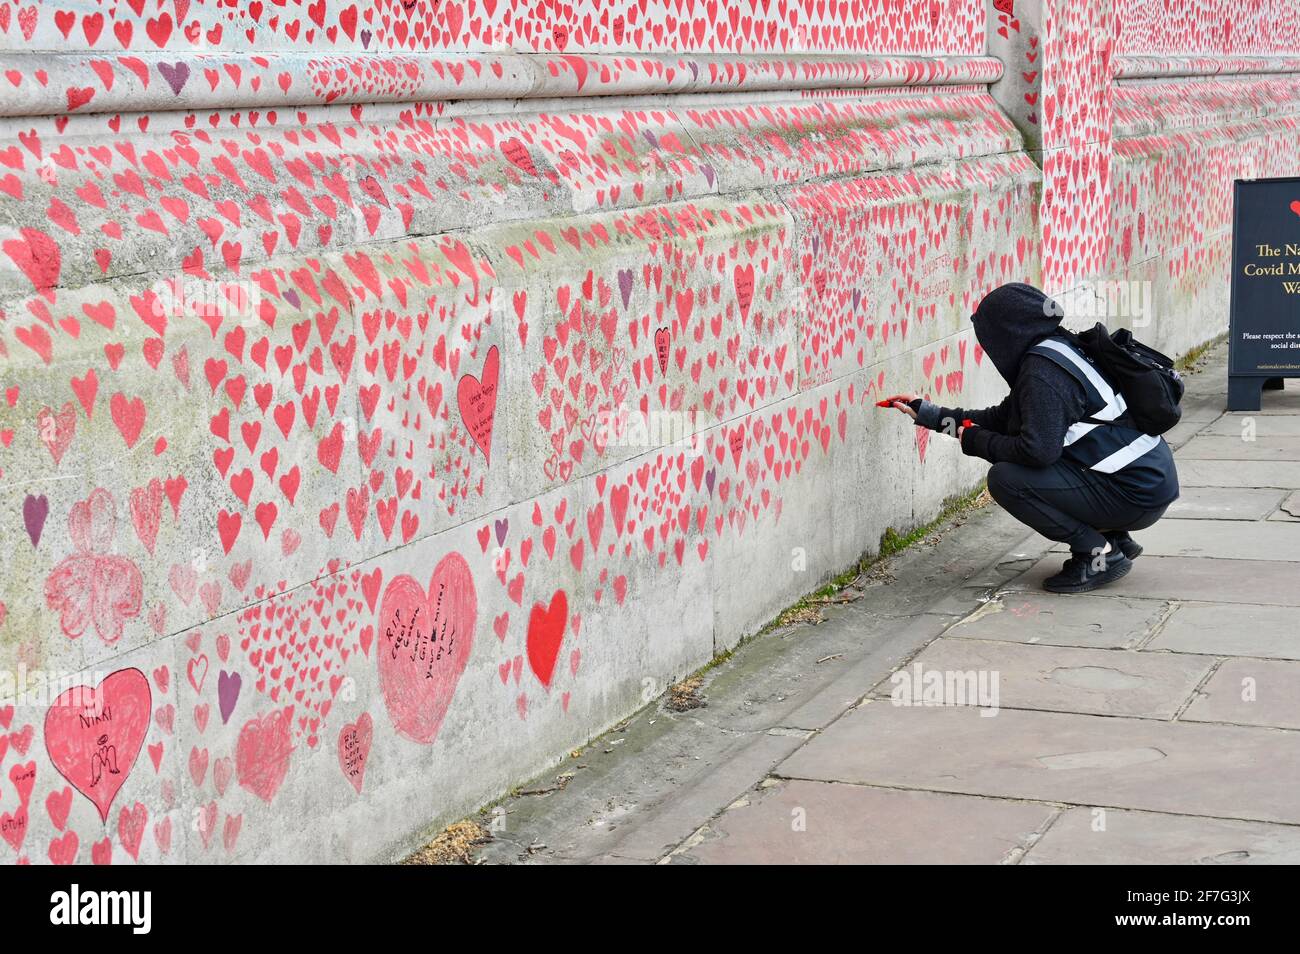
[337,712,373,794]
[109,392,146,448]
[500,137,538,177]
[654,327,670,376]
[377,552,477,744]
[733,264,755,321]
[2,227,61,301]
[526,590,568,689]
[37,403,76,466]
[456,345,499,464]
[48,831,78,865]
[0,805,28,852]
[117,802,148,861]
[43,668,151,822]
[235,707,294,804]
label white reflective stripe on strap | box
[1035,338,1127,421]
[1090,433,1161,473]
[1064,421,1100,446]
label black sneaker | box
[1106,531,1143,560]
[1043,550,1133,594]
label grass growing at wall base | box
[764,482,991,633]
[1175,332,1226,374]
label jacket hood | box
[970,283,1064,384]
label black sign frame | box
[1227,176,1300,410]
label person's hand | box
[879,393,920,420]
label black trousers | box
[987,460,1169,554]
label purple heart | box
[700,163,716,188]
[23,494,48,548]
[361,29,372,49]
[217,670,242,725]
[642,129,659,149]
[811,232,819,255]
[687,61,699,81]
[852,288,862,311]
[618,268,634,309]
[282,289,301,309]
[705,468,716,496]
[158,61,190,97]
[494,518,509,546]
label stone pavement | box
[474,343,1300,865]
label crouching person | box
[885,283,1179,593]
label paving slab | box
[1204,414,1300,437]
[1161,418,1212,450]
[924,587,1004,616]
[599,730,809,862]
[474,722,805,865]
[1221,385,1300,415]
[1175,435,1300,460]
[955,543,1046,590]
[1012,555,1300,605]
[945,592,1167,649]
[1147,602,1300,659]
[674,779,1055,865]
[1110,518,1300,561]
[769,615,960,732]
[1022,807,1300,864]
[1182,658,1300,731]
[877,638,1212,719]
[778,703,1300,824]
[1174,459,1300,488]
[1176,373,1231,422]
[1163,486,1287,520]
[1270,489,1300,521]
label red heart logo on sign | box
[377,552,477,744]
[44,668,151,822]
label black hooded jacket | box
[915,283,1178,506]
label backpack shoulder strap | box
[1027,335,1130,426]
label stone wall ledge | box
[0,51,1002,118]
[1114,54,1300,80]
[1112,74,1300,138]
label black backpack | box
[1067,323,1184,436]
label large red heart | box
[527,590,568,689]
[235,707,294,804]
[44,668,151,822]
[456,345,499,464]
[377,552,477,744]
